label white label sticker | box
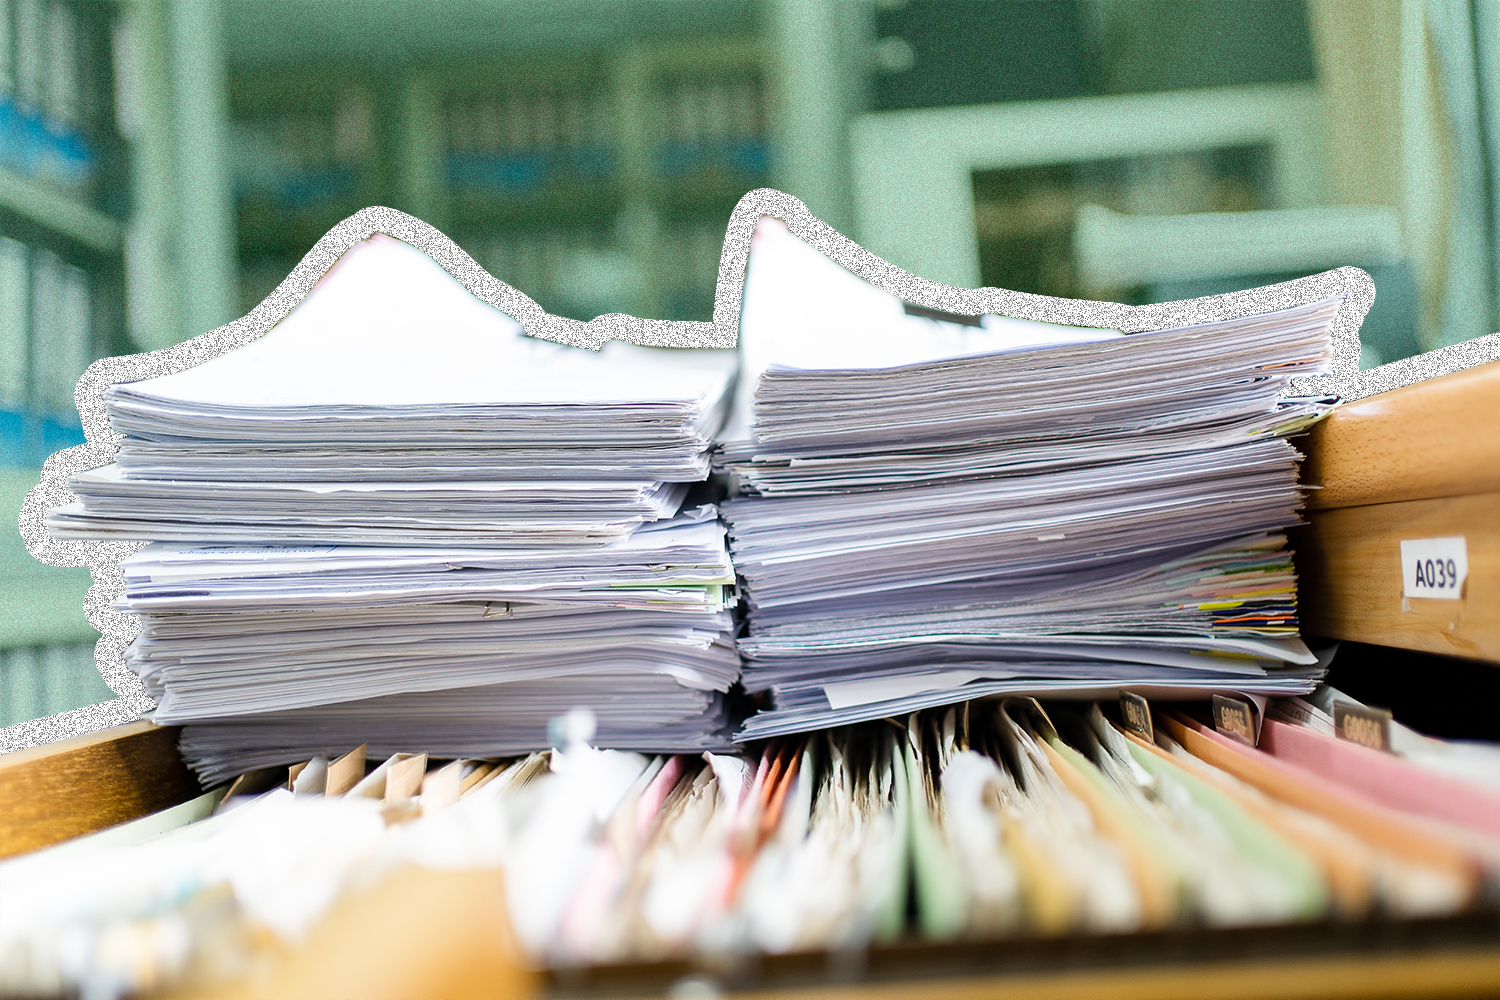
[1400,537,1468,599]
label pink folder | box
[1257,717,1500,840]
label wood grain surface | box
[1301,360,1500,510]
[725,948,1500,1000]
[0,720,202,860]
[1296,492,1500,659]
[175,867,534,1000]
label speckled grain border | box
[7,190,1500,753]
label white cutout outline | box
[7,188,1499,752]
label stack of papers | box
[721,219,1338,740]
[51,234,739,777]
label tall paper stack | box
[720,218,1340,740]
[49,234,740,782]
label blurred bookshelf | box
[230,69,382,310]
[231,36,768,324]
[638,37,768,320]
[0,0,129,466]
[0,465,109,727]
[0,0,129,726]
[435,60,620,226]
